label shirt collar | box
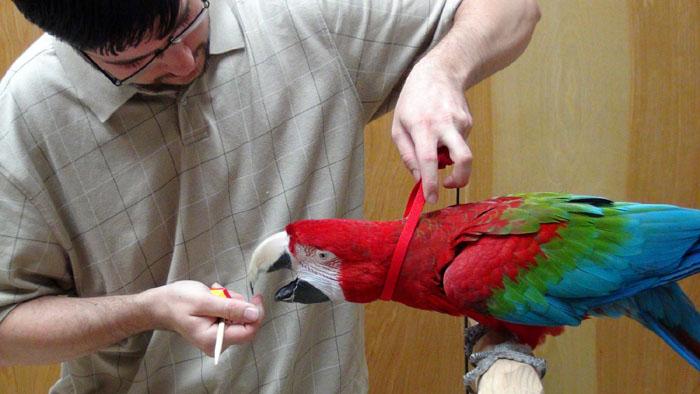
[55,0,245,123]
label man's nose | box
[160,42,196,75]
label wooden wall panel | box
[364,0,699,393]
[489,0,632,200]
[0,364,62,394]
[0,2,42,72]
[597,1,700,393]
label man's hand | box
[392,58,473,205]
[392,0,540,203]
[141,281,264,357]
[0,281,264,366]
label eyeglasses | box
[82,0,210,86]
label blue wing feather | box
[478,194,700,370]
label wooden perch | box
[477,359,544,394]
[466,322,545,394]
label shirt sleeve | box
[0,172,73,323]
[317,0,463,122]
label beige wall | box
[2,1,699,393]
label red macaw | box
[248,193,700,370]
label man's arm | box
[392,0,541,203]
[0,281,263,366]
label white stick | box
[214,320,225,365]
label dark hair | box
[11,0,181,54]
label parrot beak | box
[274,278,330,304]
[248,231,292,293]
[248,231,332,304]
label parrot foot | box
[464,323,489,357]
[463,341,546,393]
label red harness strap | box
[379,148,453,301]
[379,181,425,301]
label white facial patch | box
[295,248,346,301]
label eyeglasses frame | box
[81,0,210,86]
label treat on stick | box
[210,287,232,365]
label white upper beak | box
[248,231,291,292]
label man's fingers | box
[224,323,260,345]
[391,124,421,181]
[200,297,260,324]
[201,323,260,357]
[214,295,265,357]
[249,294,265,324]
[412,131,439,204]
[441,132,473,188]
[229,301,260,323]
[207,284,257,322]
[250,293,263,307]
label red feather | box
[286,196,569,346]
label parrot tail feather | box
[688,238,700,261]
[630,283,700,371]
[672,326,700,364]
[637,310,700,371]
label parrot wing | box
[441,193,700,328]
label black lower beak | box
[275,279,330,304]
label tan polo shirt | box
[0,0,460,392]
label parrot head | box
[248,219,400,304]
[247,230,340,304]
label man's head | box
[13,0,211,87]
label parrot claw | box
[464,324,489,358]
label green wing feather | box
[476,193,699,326]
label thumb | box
[203,293,260,323]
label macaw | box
[248,193,700,370]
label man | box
[0,0,539,392]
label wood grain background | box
[1,1,699,393]
[364,1,699,393]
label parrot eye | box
[317,251,329,261]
